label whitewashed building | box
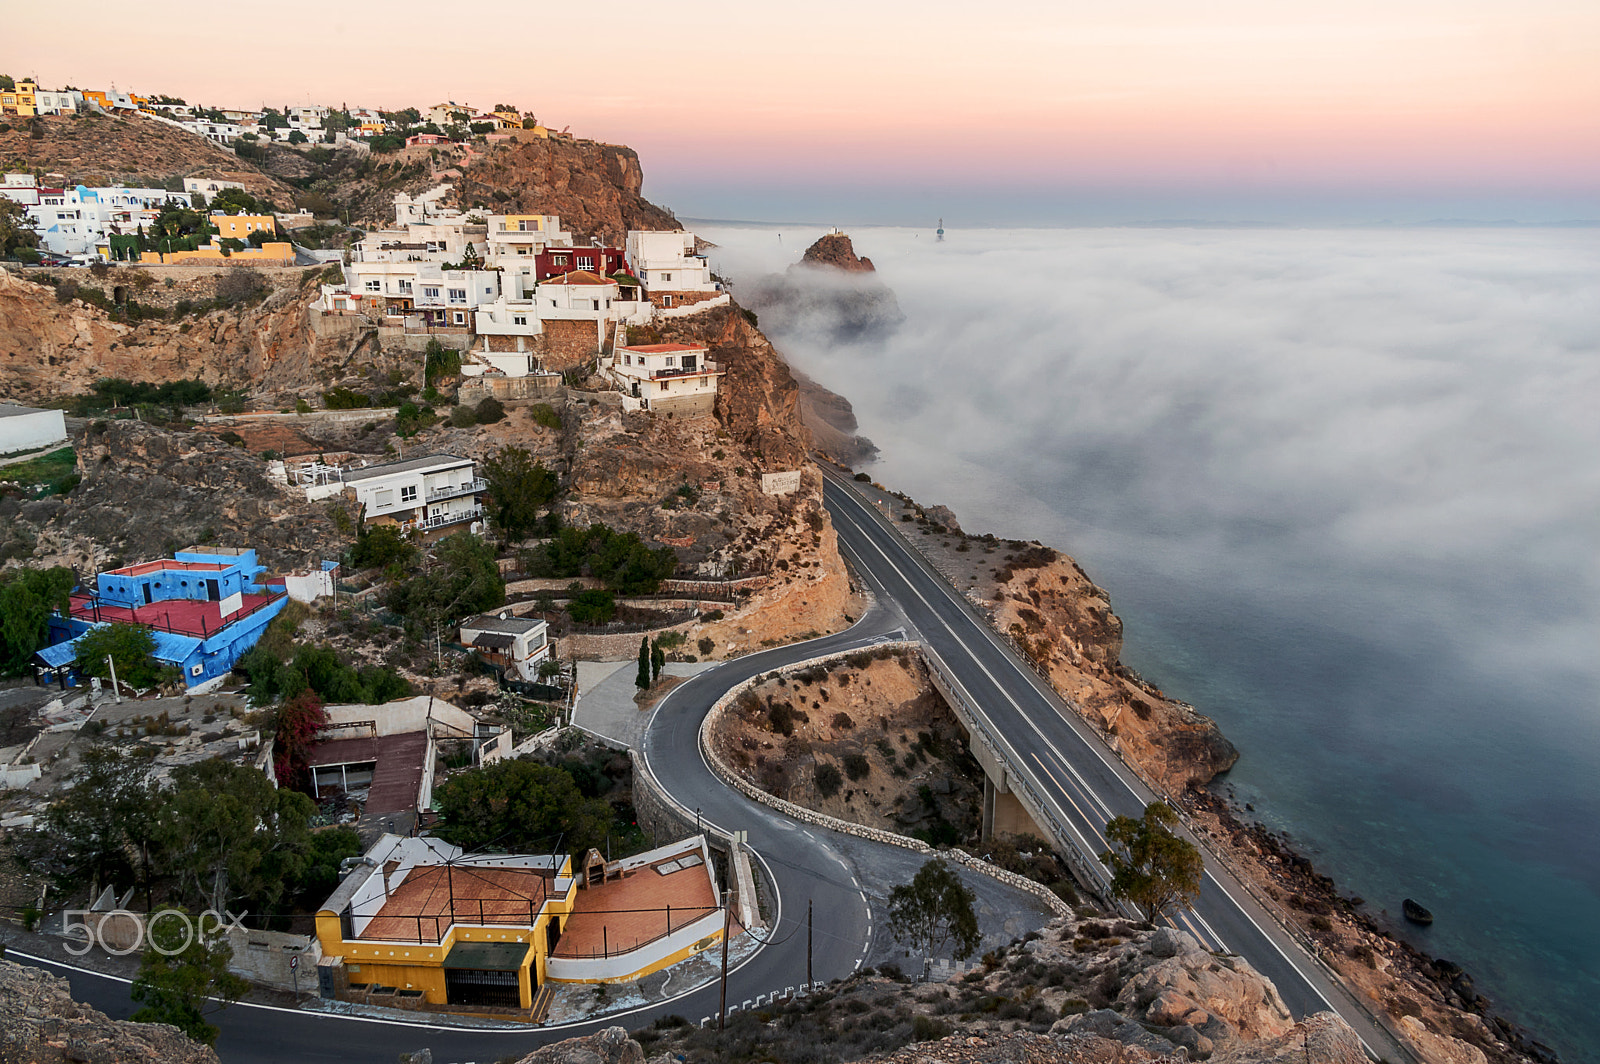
[607,343,721,417]
[0,403,69,454]
[459,613,552,681]
[343,454,485,538]
[625,230,723,310]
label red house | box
[535,246,628,283]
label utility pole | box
[718,888,732,1030]
[105,654,123,703]
[807,899,813,986]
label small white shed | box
[0,404,68,455]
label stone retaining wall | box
[555,617,698,661]
[698,642,1075,919]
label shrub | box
[567,589,616,625]
[448,405,476,428]
[474,396,505,424]
[814,762,843,798]
[831,711,854,730]
[843,753,871,780]
[698,636,715,656]
[528,402,562,429]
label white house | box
[26,185,193,259]
[0,403,69,455]
[343,454,485,538]
[625,230,722,310]
[0,173,40,208]
[607,343,721,417]
[427,101,472,127]
[31,88,82,115]
[342,262,501,328]
[458,613,552,681]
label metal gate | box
[445,968,520,1008]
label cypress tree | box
[636,636,650,689]
[651,639,665,682]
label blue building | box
[36,547,288,693]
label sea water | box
[701,223,1600,1061]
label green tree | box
[72,622,161,689]
[566,589,615,625]
[636,636,650,689]
[887,858,981,960]
[0,565,73,675]
[533,524,676,594]
[386,532,505,636]
[0,75,14,91]
[287,129,308,144]
[423,338,461,386]
[0,197,41,260]
[1100,801,1204,924]
[480,446,558,543]
[650,638,665,682]
[350,523,418,570]
[433,760,612,856]
[154,760,317,915]
[130,907,250,1046]
[28,745,160,899]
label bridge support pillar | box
[982,775,1051,842]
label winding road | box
[5,467,1407,1062]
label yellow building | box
[1,80,37,116]
[492,109,521,127]
[315,834,726,1014]
[212,213,277,241]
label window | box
[448,288,466,302]
[577,256,593,270]
[666,356,677,367]
[659,382,669,392]
[400,485,418,503]
[513,315,526,326]
[662,273,673,283]
[365,280,380,291]
[453,311,466,324]
[424,287,440,299]
[553,254,567,266]
[373,488,395,508]
[624,354,632,365]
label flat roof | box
[0,403,60,419]
[442,940,530,971]
[554,855,717,959]
[463,615,545,635]
[619,343,707,354]
[308,733,428,815]
[344,454,471,482]
[358,864,553,943]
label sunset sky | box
[5,0,1596,223]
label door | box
[142,584,153,605]
[206,579,221,601]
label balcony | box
[426,478,486,503]
[402,506,484,533]
[649,361,719,380]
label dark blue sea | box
[706,223,1600,1062]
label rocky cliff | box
[990,551,1238,792]
[0,957,220,1064]
[741,231,905,346]
[0,113,293,202]
[449,136,680,243]
[0,267,399,404]
[514,920,1365,1064]
[2,419,346,575]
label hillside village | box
[0,70,1552,1064]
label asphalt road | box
[821,470,1409,1061]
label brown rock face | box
[450,138,679,243]
[5,419,345,575]
[0,113,293,202]
[0,267,398,404]
[800,232,876,272]
[512,1026,643,1064]
[991,551,1238,792]
[0,958,220,1064]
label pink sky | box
[4,0,1595,218]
